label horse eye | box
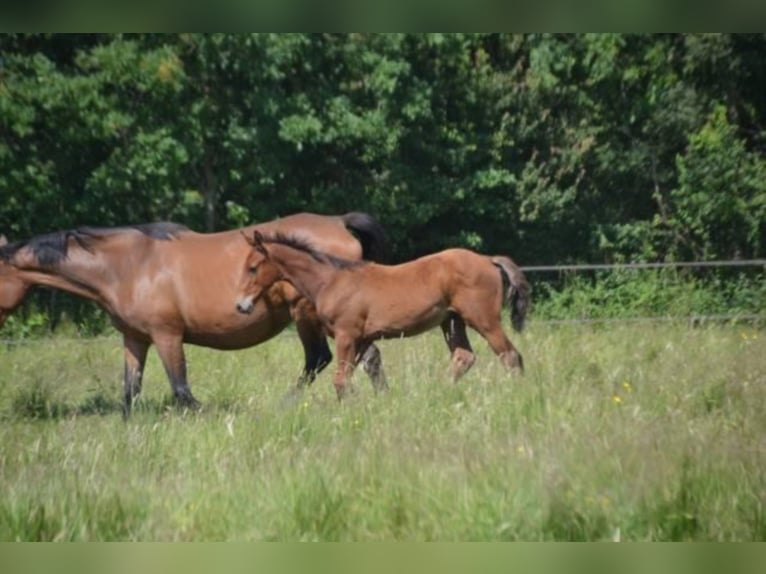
[249,265,258,275]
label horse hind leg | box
[152,332,201,410]
[281,325,333,406]
[357,342,388,393]
[294,314,333,391]
[480,324,523,374]
[441,313,476,382]
[457,298,524,374]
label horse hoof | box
[176,396,202,411]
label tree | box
[666,105,766,260]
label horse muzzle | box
[235,295,255,314]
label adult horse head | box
[0,213,388,415]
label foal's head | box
[235,231,283,314]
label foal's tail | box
[342,212,388,263]
[491,256,531,332]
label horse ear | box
[239,229,254,245]
[251,231,268,256]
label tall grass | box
[0,322,764,540]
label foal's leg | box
[440,313,476,382]
[122,334,149,417]
[152,332,201,409]
[332,333,359,400]
[471,320,523,373]
[457,296,524,374]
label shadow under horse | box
[235,231,530,399]
[0,213,388,415]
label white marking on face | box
[236,294,255,314]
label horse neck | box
[15,269,103,301]
[9,247,114,303]
[267,244,337,303]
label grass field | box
[0,321,764,541]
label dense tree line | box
[2,33,764,267]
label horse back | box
[251,213,364,261]
[352,248,496,305]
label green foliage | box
[2,34,763,260]
[2,311,48,340]
[667,105,766,259]
[10,381,63,420]
[1,34,765,331]
[533,269,766,321]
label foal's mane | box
[0,222,189,266]
[261,232,367,270]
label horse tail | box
[341,212,388,263]
[491,256,531,332]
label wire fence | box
[1,259,764,345]
[521,258,766,272]
[521,258,765,326]
[529,314,765,327]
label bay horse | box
[0,213,387,415]
[234,231,530,399]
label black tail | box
[342,212,388,263]
[491,256,531,332]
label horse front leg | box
[333,333,358,400]
[122,334,149,417]
[152,331,201,410]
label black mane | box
[262,233,367,270]
[77,222,189,241]
[0,222,189,266]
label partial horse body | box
[235,232,530,399]
[0,213,387,414]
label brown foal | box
[235,231,530,399]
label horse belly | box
[182,305,293,350]
[170,269,294,349]
[367,301,448,340]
